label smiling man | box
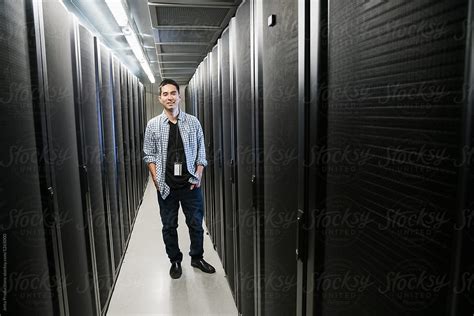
[143,78,215,279]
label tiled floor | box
[106,180,239,316]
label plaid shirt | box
[143,110,207,199]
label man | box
[143,78,215,279]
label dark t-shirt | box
[165,121,191,189]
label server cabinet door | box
[111,56,129,250]
[211,44,225,260]
[138,83,146,193]
[219,27,236,295]
[132,78,142,203]
[202,56,215,243]
[127,73,137,216]
[258,0,299,314]
[98,44,122,270]
[232,1,255,314]
[1,1,59,314]
[296,0,328,315]
[316,1,467,315]
[39,2,104,314]
[120,66,133,230]
[454,15,474,310]
[185,86,192,114]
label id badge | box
[174,162,182,176]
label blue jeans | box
[157,187,204,263]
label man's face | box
[159,84,180,112]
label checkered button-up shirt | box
[143,110,207,199]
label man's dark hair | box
[159,78,180,95]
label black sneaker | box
[191,258,216,274]
[170,262,182,279]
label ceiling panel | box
[148,0,242,84]
[160,62,199,68]
[160,55,203,63]
[158,44,208,54]
[154,29,218,43]
[152,6,231,27]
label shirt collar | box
[161,109,186,123]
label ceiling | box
[62,0,243,86]
[147,0,242,85]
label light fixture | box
[105,0,129,27]
[105,0,155,83]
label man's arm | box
[143,121,159,190]
[191,119,207,189]
[147,162,159,190]
[195,119,208,168]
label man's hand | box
[190,172,202,190]
[154,179,160,191]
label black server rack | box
[37,2,104,315]
[1,1,61,314]
[298,0,472,315]
[455,5,474,309]
[328,1,463,314]
[139,83,147,193]
[201,56,215,243]
[128,73,137,218]
[111,56,129,250]
[219,26,237,297]
[97,44,122,271]
[296,0,328,315]
[133,78,142,203]
[120,65,133,230]
[211,44,225,261]
[232,1,255,315]
[1,1,146,314]
[74,22,113,312]
[258,0,299,314]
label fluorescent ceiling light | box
[105,0,129,27]
[106,0,155,83]
[123,29,146,63]
[141,61,155,83]
[123,28,155,83]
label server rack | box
[453,2,474,312]
[111,56,129,250]
[211,44,225,261]
[120,65,134,231]
[232,1,255,315]
[219,26,237,298]
[37,2,103,315]
[132,77,141,207]
[98,43,123,271]
[72,21,111,316]
[201,56,214,243]
[296,1,471,315]
[1,1,146,315]
[259,0,299,314]
[1,1,62,314]
[296,0,328,315]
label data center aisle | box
[106,179,238,316]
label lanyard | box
[174,122,180,163]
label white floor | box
[106,180,239,316]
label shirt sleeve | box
[143,121,156,165]
[195,118,207,167]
